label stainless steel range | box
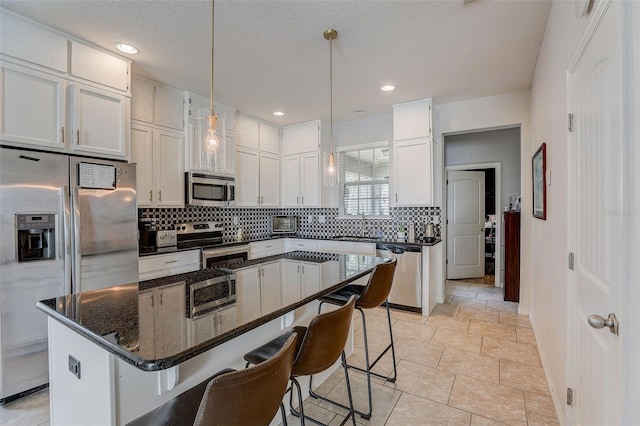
[174,222,249,270]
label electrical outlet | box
[68,355,81,379]
[233,216,239,225]
[307,215,313,224]
[318,215,326,223]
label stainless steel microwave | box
[272,216,297,234]
[185,172,235,207]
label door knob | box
[587,313,619,336]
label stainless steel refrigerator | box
[0,146,138,402]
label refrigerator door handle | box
[72,187,82,293]
[62,186,72,295]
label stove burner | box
[175,222,224,250]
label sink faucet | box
[360,213,368,237]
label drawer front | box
[285,238,318,252]
[316,240,375,256]
[139,250,200,278]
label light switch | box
[68,355,81,379]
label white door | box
[301,153,320,207]
[446,170,485,279]
[130,124,154,206]
[282,155,301,206]
[393,138,433,206]
[235,148,260,206]
[568,1,623,423]
[259,153,280,207]
[155,130,184,207]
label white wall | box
[435,90,532,313]
[528,1,590,422]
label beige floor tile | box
[430,327,483,354]
[468,319,517,341]
[386,393,471,426]
[449,375,527,426]
[384,360,455,404]
[316,373,401,425]
[516,327,536,345]
[500,359,549,392]
[524,389,559,425]
[394,336,444,367]
[437,347,500,383]
[481,336,540,367]
[358,312,395,334]
[500,312,532,328]
[347,347,395,382]
[458,306,500,323]
[389,309,427,324]
[445,288,479,298]
[284,400,338,426]
[470,414,511,425]
[487,300,519,313]
[430,303,461,317]
[426,315,470,331]
[445,282,470,291]
[475,289,504,302]
[391,320,436,342]
[353,328,393,354]
[450,296,488,309]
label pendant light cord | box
[329,34,333,153]
[210,0,214,112]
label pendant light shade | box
[197,0,225,171]
[323,29,338,187]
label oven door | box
[189,275,236,318]
[186,173,229,207]
[202,245,250,270]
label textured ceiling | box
[1,0,551,126]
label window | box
[338,143,390,216]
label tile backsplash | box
[140,206,441,242]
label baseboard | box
[517,306,530,316]
[530,315,566,426]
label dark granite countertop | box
[138,235,441,257]
[37,252,388,372]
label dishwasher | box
[376,244,422,311]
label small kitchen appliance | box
[185,172,235,207]
[272,216,297,234]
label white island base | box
[47,301,349,426]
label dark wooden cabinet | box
[503,211,520,302]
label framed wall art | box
[532,142,547,220]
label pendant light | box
[198,0,225,171]
[323,29,338,187]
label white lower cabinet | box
[234,262,281,322]
[281,153,320,207]
[281,260,321,301]
[284,238,318,252]
[138,282,187,359]
[187,305,237,346]
[131,122,184,207]
[315,240,376,256]
[138,250,200,281]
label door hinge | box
[568,252,575,270]
[446,259,448,264]
[566,387,573,406]
[568,113,574,133]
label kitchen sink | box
[332,235,380,242]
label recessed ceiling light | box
[354,110,365,115]
[273,111,285,117]
[115,42,139,55]
[381,85,395,92]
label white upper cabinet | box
[0,11,67,73]
[69,83,128,158]
[282,120,321,155]
[281,153,320,207]
[131,122,184,208]
[0,63,66,150]
[131,76,183,131]
[235,148,280,207]
[69,41,130,93]
[392,137,433,206]
[236,114,280,154]
[392,98,432,141]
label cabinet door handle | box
[302,265,305,274]
[301,196,304,204]
[159,293,163,305]
[159,190,162,202]
[165,260,179,264]
[76,129,80,145]
[150,190,153,202]
[297,265,300,273]
[61,127,65,144]
[395,193,398,202]
[261,196,264,204]
[151,294,154,308]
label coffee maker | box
[138,219,157,253]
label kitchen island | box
[37,251,389,426]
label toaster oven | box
[272,216,297,234]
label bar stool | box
[313,259,398,420]
[244,296,357,426]
[127,332,298,426]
